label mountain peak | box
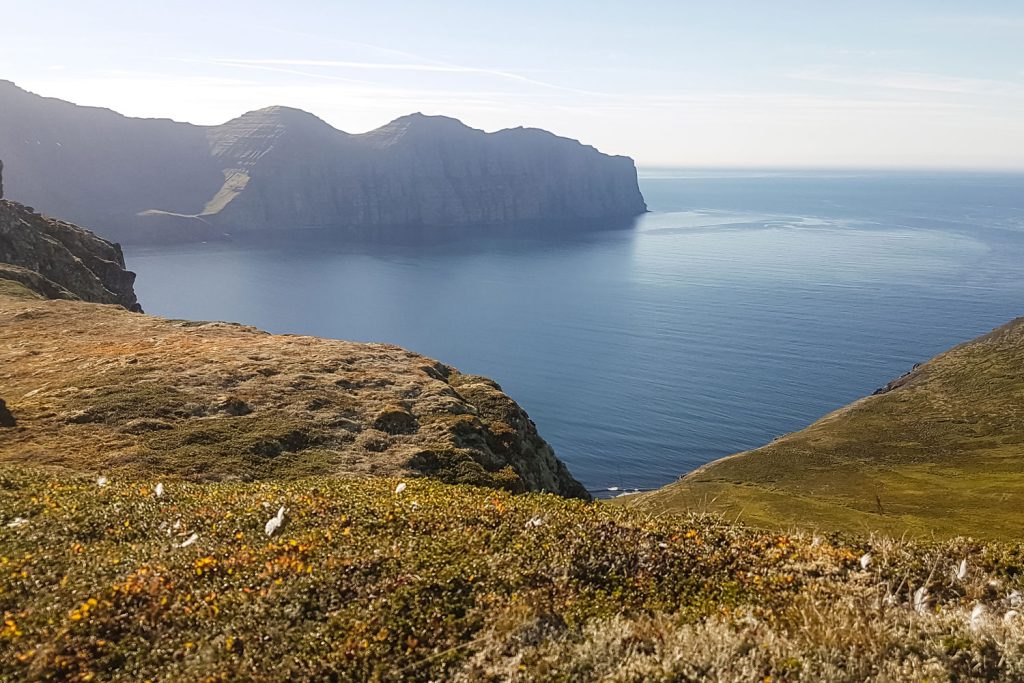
[374,112,474,136]
[226,105,339,133]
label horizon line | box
[637,164,1024,174]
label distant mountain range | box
[0,81,646,243]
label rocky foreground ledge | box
[0,292,588,498]
[0,198,141,311]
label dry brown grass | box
[454,599,1024,682]
[454,532,1024,682]
[0,295,586,496]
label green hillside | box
[629,319,1024,540]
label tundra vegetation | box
[3,466,1024,681]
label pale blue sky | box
[3,1,1023,168]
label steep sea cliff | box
[0,81,646,244]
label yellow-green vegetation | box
[629,318,1024,540]
[0,278,41,301]
[2,465,1024,681]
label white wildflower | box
[525,516,544,528]
[97,476,108,487]
[913,586,930,614]
[155,482,164,498]
[395,482,407,494]
[970,604,987,631]
[860,552,872,570]
[265,506,286,536]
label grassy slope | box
[0,293,585,497]
[3,464,1024,682]
[628,318,1024,540]
[0,278,42,301]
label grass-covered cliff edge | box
[0,291,586,499]
[628,317,1024,541]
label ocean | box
[126,170,1024,496]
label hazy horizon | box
[3,1,1023,170]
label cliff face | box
[0,161,141,311]
[0,294,589,498]
[0,81,646,244]
[199,110,646,234]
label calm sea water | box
[126,170,1024,496]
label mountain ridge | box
[0,81,646,243]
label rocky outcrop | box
[0,295,589,498]
[0,398,14,427]
[0,263,79,301]
[0,189,141,310]
[0,81,646,244]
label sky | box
[2,1,1023,169]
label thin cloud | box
[789,67,1024,96]
[924,13,1024,30]
[233,31,613,98]
[176,58,376,86]
[206,56,610,97]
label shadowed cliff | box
[0,81,647,244]
[0,160,141,311]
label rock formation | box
[0,80,647,244]
[0,163,141,310]
[0,398,14,427]
[0,293,589,498]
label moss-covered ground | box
[3,465,1024,681]
[0,279,41,301]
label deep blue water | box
[126,170,1024,496]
